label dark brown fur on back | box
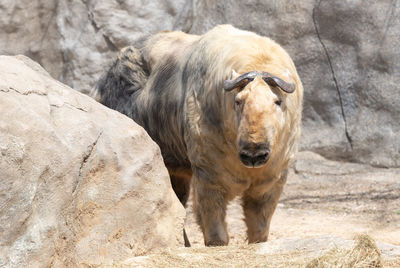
[96,45,190,169]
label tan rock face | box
[0,55,185,267]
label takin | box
[93,25,303,247]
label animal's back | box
[95,31,199,168]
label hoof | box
[205,240,227,247]
[183,229,191,247]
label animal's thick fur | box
[94,25,303,246]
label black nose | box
[239,142,270,168]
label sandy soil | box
[184,151,400,247]
[121,151,400,267]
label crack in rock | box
[312,0,353,150]
[102,34,119,52]
[39,1,58,49]
[80,0,119,51]
[72,131,103,194]
[6,86,47,96]
[88,10,100,33]
[50,102,88,112]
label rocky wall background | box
[1,0,399,167]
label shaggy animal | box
[93,25,303,246]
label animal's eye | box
[235,99,242,106]
[274,99,282,106]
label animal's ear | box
[230,69,240,79]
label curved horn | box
[261,72,296,93]
[223,71,258,91]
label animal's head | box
[224,70,296,168]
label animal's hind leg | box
[242,171,287,243]
[168,167,192,247]
[168,167,192,207]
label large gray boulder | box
[0,55,185,267]
[0,0,398,167]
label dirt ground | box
[184,151,400,247]
[121,151,400,267]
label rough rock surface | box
[0,55,185,267]
[1,0,399,167]
[0,0,187,92]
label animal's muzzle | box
[238,142,270,168]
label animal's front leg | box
[242,172,287,243]
[192,168,229,246]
